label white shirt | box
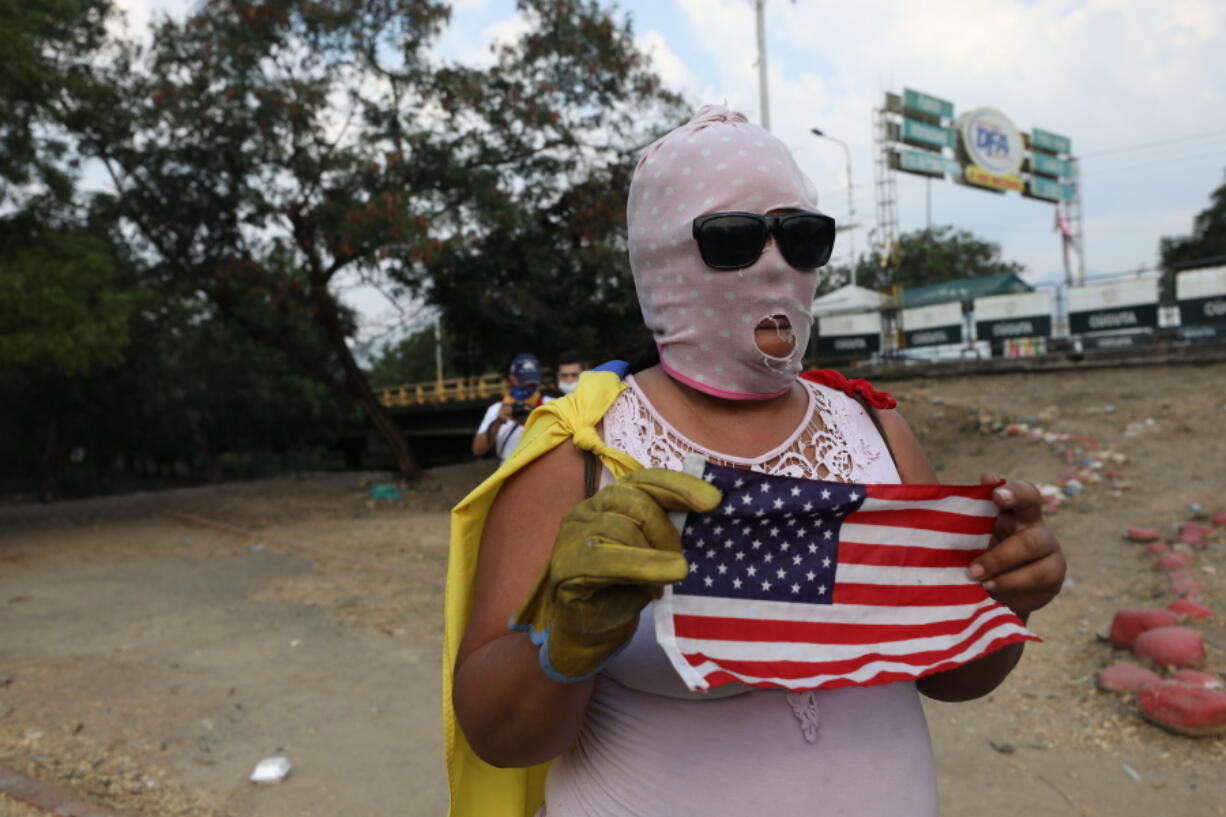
[476,397,554,461]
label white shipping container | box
[1067,278,1158,313]
[1176,266,1226,301]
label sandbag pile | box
[997,422,1128,514]
[1095,512,1225,736]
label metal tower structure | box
[872,106,899,270]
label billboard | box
[958,108,1026,193]
[883,90,1073,204]
[1067,278,1159,334]
[902,302,963,348]
[974,290,1053,340]
[1176,266,1226,328]
[817,312,882,358]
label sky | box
[115,0,1226,327]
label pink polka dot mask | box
[628,105,826,400]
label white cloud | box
[110,0,192,39]
[636,30,694,94]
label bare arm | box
[472,403,514,458]
[452,442,595,767]
[875,410,1064,702]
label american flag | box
[654,457,1038,692]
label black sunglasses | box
[691,211,837,271]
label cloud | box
[636,30,694,95]
[110,0,192,39]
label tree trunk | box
[39,416,61,502]
[357,387,420,479]
[321,307,422,480]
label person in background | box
[554,349,586,396]
[471,353,545,462]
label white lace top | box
[540,375,938,817]
[604,374,893,482]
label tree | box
[427,158,657,373]
[820,225,1027,295]
[73,0,683,477]
[1160,170,1226,301]
[0,206,138,499]
[0,0,113,208]
[367,323,460,387]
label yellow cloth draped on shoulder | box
[442,370,644,817]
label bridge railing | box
[376,373,509,407]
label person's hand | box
[497,402,514,423]
[966,474,1066,617]
[511,468,721,681]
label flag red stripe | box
[692,631,1037,691]
[832,582,988,606]
[837,541,986,568]
[844,508,997,535]
[866,483,999,501]
[682,614,1034,680]
[673,603,1009,645]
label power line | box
[1079,127,1226,159]
[1080,137,1226,169]
[1078,146,1226,177]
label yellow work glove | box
[510,468,722,682]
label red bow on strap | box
[800,370,897,410]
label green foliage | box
[1161,171,1226,273]
[0,0,114,206]
[0,291,354,499]
[821,225,1027,294]
[0,211,133,377]
[367,324,463,386]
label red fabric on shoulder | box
[800,369,897,410]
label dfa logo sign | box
[958,108,1024,192]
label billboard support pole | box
[1069,157,1086,285]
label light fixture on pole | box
[811,127,856,283]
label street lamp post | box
[755,0,770,130]
[810,127,855,285]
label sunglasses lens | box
[777,215,835,269]
[698,215,768,269]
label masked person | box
[471,353,547,462]
[554,350,586,396]
[446,107,1066,817]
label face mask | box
[509,384,538,402]
[558,379,580,395]
[627,105,823,400]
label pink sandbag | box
[1109,607,1180,648]
[1168,598,1214,621]
[1172,669,1222,690]
[1144,540,1169,556]
[1137,680,1226,736]
[1179,521,1215,538]
[1176,529,1207,548]
[1167,570,1206,599]
[1132,626,1206,669]
[1124,526,1163,542]
[1156,551,1192,570]
[1096,662,1160,693]
[1211,509,1226,527]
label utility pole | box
[811,128,856,281]
[755,0,769,130]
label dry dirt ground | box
[1,362,1224,817]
